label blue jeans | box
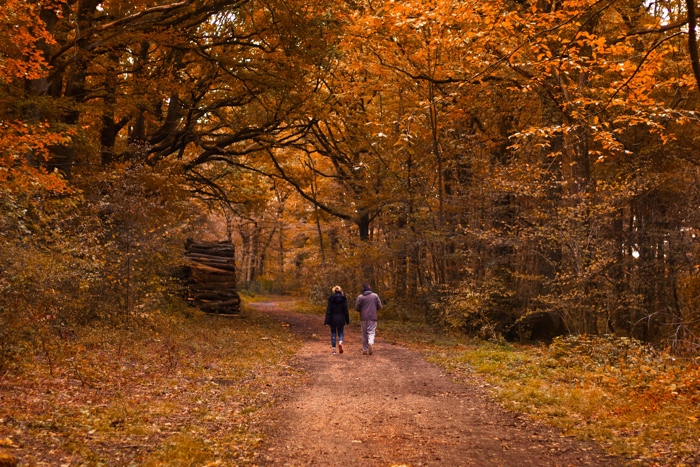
[330,325,345,347]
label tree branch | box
[264,149,353,222]
[603,32,684,111]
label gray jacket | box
[355,290,382,321]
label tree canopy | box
[3,0,700,348]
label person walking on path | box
[324,286,350,354]
[355,282,382,355]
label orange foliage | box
[0,121,72,193]
[0,0,58,82]
[0,0,69,194]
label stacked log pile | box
[184,239,240,314]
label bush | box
[432,268,518,339]
[0,162,198,376]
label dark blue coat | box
[325,292,350,327]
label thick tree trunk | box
[129,41,151,144]
[357,213,371,241]
[101,53,129,165]
[687,0,700,91]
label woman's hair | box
[332,285,343,294]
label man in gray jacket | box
[355,283,382,355]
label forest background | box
[3,0,700,464]
[4,0,700,346]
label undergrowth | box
[0,305,303,466]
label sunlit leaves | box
[0,0,56,82]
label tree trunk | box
[357,213,371,241]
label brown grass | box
[13,294,696,466]
[0,305,303,466]
[380,319,700,466]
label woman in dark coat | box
[325,285,350,354]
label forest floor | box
[2,297,697,466]
[251,299,621,467]
[0,308,304,466]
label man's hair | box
[362,282,371,291]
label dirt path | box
[251,301,623,467]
